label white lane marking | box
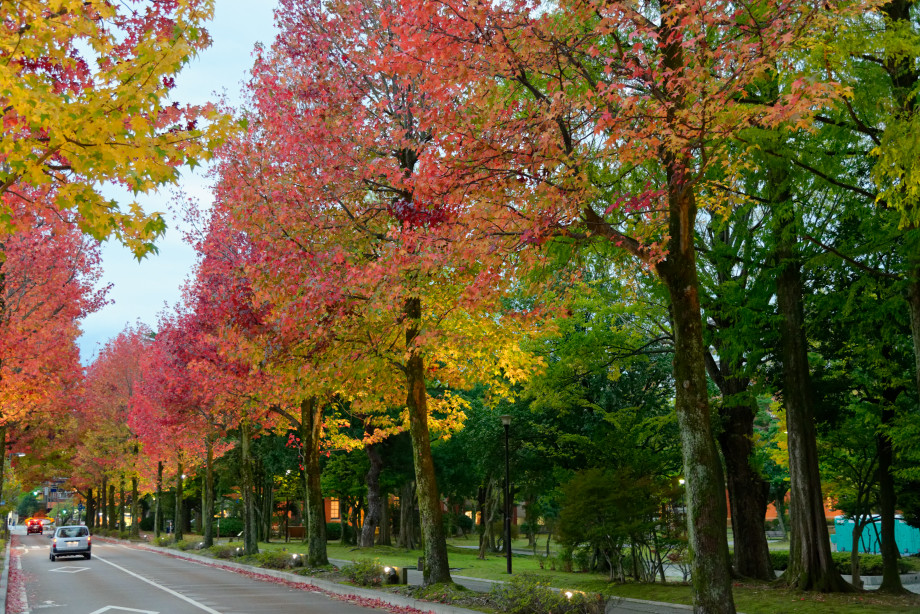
[93,554,222,614]
[48,566,89,573]
[89,607,158,614]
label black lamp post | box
[500,414,512,574]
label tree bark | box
[705,352,774,581]
[300,397,328,566]
[655,161,735,612]
[108,483,116,531]
[154,461,163,538]
[131,476,139,537]
[719,395,773,580]
[360,441,384,547]
[86,488,95,531]
[203,438,215,548]
[398,480,418,550]
[403,296,452,585]
[773,198,851,592]
[240,421,258,555]
[0,425,6,528]
[100,477,108,530]
[377,494,392,546]
[174,461,184,543]
[877,399,906,593]
[119,478,126,532]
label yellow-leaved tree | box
[0,0,228,256]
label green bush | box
[216,517,244,537]
[343,558,384,586]
[208,545,238,559]
[573,546,591,572]
[326,522,342,541]
[493,573,604,614]
[830,552,909,575]
[139,516,155,531]
[770,551,909,575]
[769,551,789,571]
[175,539,195,551]
[258,551,294,570]
[155,536,171,547]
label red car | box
[26,518,44,534]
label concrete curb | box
[0,533,11,614]
[840,572,920,586]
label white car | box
[50,525,91,561]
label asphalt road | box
[11,531,390,614]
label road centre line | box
[92,554,223,614]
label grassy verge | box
[144,533,920,613]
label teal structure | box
[831,515,920,555]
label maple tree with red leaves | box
[203,0,551,584]
[77,325,153,535]
[0,187,107,516]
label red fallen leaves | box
[7,540,29,612]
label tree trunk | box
[377,495,392,546]
[300,397,328,565]
[877,400,906,593]
[773,197,851,592]
[131,476,139,537]
[86,488,95,530]
[403,296,452,585]
[655,163,734,612]
[360,441,384,547]
[704,347,774,581]
[108,483,117,531]
[240,421,258,554]
[100,477,108,530]
[909,274,920,405]
[851,522,864,589]
[155,461,163,538]
[398,480,418,550]
[0,425,5,527]
[174,461,184,542]
[203,438,215,548]
[718,395,773,580]
[119,478,126,532]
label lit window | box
[330,498,339,519]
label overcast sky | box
[78,1,279,363]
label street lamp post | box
[500,414,512,574]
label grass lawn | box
[251,536,920,613]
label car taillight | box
[52,538,57,545]
[87,536,91,544]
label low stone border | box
[0,536,10,614]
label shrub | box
[493,573,604,614]
[326,522,342,541]
[155,536,171,547]
[208,545,237,559]
[258,551,294,570]
[343,558,384,586]
[830,552,910,575]
[573,546,592,572]
[139,516,155,531]
[175,539,194,551]
[558,546,574,573]
[216,517,244,537]
[769,551,789,571]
